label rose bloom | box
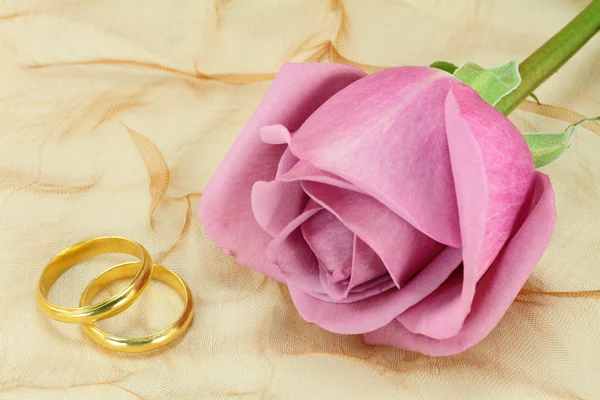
[200,63,556,356]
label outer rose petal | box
[397,83,537,340]
[260,124,291,145]
[260,124,301,178]
[289,66,462,247]
[200,63,366,281]
[364,173,556,356]
[289,246,463,334]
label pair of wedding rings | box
[36,237,194,353]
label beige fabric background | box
[1,0,600,399]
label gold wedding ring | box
[79,262,194,353]
[37,237,153,324]
[37,237,194,353]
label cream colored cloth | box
[1,0,600,399]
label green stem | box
[496,0,600,115]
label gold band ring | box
[37,237,153,324]
[79,262,194,353]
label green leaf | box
[453,61,521,106]
[523,132,571,168]
[523,116,600,168]
[429,61,459,74]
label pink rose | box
[200,63,556,356]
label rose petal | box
[289,246,463,334]
[318,265,349,301]
[308,236,396,304]
[301,181,444,288]
[348,275,396,297]
[309,237,398,304]
[308,275,397,304]
[200,62,366,281]
[276,148,299,178]
[364,173,556,356]
[260,124,291,145]
[289,66,461,247]
[396,83,537,340]
[301,210,354,283]
[349,236,389,289]
[267,201,323,293]
[279,159,362,193]
[251,180,307,237]
[449,83,536,275]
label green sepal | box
[523,116,599,168]
[453,61,521,106]
[429,61,459,74]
